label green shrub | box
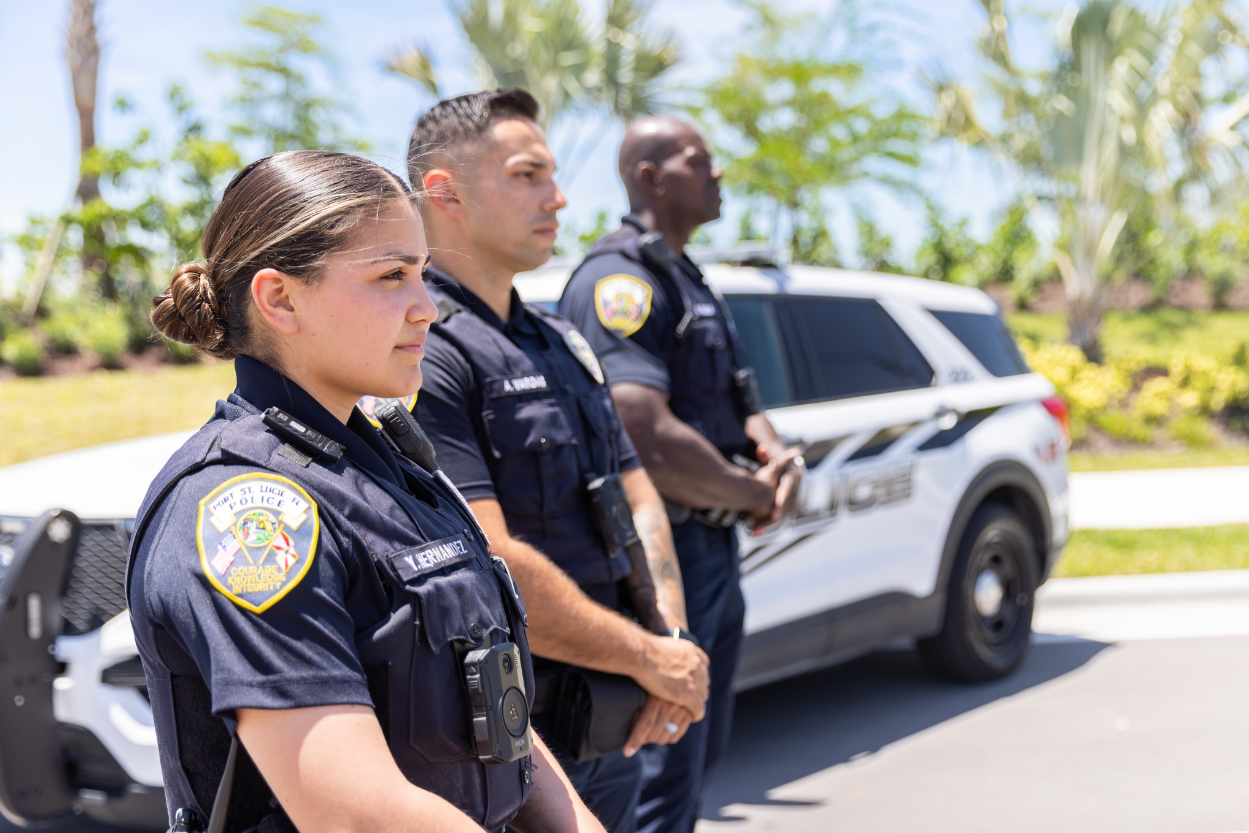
[1093,411,1154,444]
[126,307,155,353]
[162,337,198,364]
[82,307,130,369]
[1,330,46,376]
[42,307,86,355]
[1168,414,1218,448]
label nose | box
[711,166,723,183]
[407,275,438,325]
[548,181,568,213]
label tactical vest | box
[128,399,534,833]
[426,284,632,587]
[585,222,751,457]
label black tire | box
[918,502,1038,681]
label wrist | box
[665,626,700,648]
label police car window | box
[778,297,934,402]
[722,296,793,408]
[929,309,1029,377]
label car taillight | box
[1042,396,1070,447]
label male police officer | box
[407,91,710,832]
[560,116,803,833]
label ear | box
[636,161,665,198]
[251,268,300,336]
[422,168,465,217]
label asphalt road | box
[697,573,1249,833]
[9,572,1249,833]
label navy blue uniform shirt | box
[415,269,641,603]
[560,217,753,459]
[415,270,641,502]
[129,356,405,718]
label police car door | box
[724,294,947,649]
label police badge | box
[564,329,605,385]
[197,473,320,613]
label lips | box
[396,338,426,355]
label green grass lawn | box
[1069,447,1249,472]
[1055,525,1249,577]
[1007,309,1249,366]
[0,362,234,467]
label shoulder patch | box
[595,274,653,338]
[197,473,320,614]
[358,394,418,428]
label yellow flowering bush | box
[1019,338,1249,447]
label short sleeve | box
[413,330,498,502]
[133,466,371,716]
[560,253,675,393]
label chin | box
[516,248,554,274]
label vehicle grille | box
[62,523,132,636]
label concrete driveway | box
[697,571,1249,833]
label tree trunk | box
[1067,292,1104,363]
[66,0,113,300]
[1054,248,1104,363]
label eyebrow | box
[368,252,430,268]
[510,157,556,172]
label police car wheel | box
[918,502,1038,682]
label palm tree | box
[384,0,679,138]
[65,0,112,299]
[931,0,1249,359]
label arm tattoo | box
[632,503,688,631]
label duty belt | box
[664,499,745,529]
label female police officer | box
[128,150,606,833]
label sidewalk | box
[1035,569,1249,642]
[1069,465,1249,529]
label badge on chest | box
[564,328,605,385]
[197,473,320,614]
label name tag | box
[694,303,719,318]
[487,374,550,397]
[388,536,475,581]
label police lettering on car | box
[127,150,606,833]
[561,116,805,833]
[406,90,710,831]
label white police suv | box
[0,257,1067,829]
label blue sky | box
[0,0,1136,291]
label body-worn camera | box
[464,642,532,764]
[586,473,640,551]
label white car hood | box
[0,432,192,520]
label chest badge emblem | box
[564,328,605,385]
[197,473,320,613]
[594,274,653,337]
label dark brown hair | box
[406,88,540,186]
[152,150,412,360]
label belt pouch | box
[540,668,646,763]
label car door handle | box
[934,407,961,430]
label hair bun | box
[151,261,233,358]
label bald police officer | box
[560,116,803,833]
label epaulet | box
[435,296,462,323]
[525,302,563,324]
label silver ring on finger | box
[665,721,679,733]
